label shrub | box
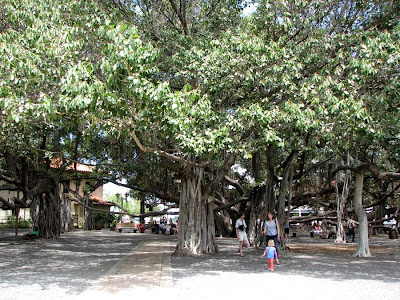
[94,212,115,226]
[6,216,32,228]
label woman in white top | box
[235,213,249,257]
[262,212,281,264]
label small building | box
[57,161,112,229]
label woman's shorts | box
[238,230,248,242]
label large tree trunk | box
[37,186,61,239]
[248,194,257,246]
[264,146,276,215]
[277,151,297,250]
[247,186,265,247]
[335,165,351,243]
[285,163,294,240]
[83,197,94,230]
[254,146,277,250]
[353,168,371,257]
[247,151,264,248]
[60,195,74,233]
[30,197,39,229]
[214,210,233,237]
[175,168,218,255]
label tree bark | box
[264,146,276,215]
[214,210,232,237]
[15,206,20,236]
[175,167,218,255]
[60,195,74,233]
[83,193,94,230]
[353,168,371,257]
[335,163,351,243]
[277,151,297,250]
[248,192,257,246]
[285,163,294,241]
[248,188,266,247]
[37,186,61,239]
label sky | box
[243,2,258,16]
[103,182,130,199]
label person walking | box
[235,213,249,257]
[261,239,278,271]
[262,212,281,264]
[346,215,358,243]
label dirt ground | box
[288,242,399,255]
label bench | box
[116,222,138,233]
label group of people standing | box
[235,212,281,271]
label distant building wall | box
[0,180,30,223]
[0,208,31,224]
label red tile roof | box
[50,158,95,173]
[89,195,114,206]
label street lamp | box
[116,193,121,210]
[125,192,129,208]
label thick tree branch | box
[129,129,209,168]
[214,197,248,212]
[223,175,244,196]
[168,0,189,35]
[106,178,179,203]
[290,210,337,224]
[367,182,400,208]
[0,196,15,210]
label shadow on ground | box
[0,229,145,295]
[171,233,400,284]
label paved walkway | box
[81,235,176,297]
[0,229,177,299]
